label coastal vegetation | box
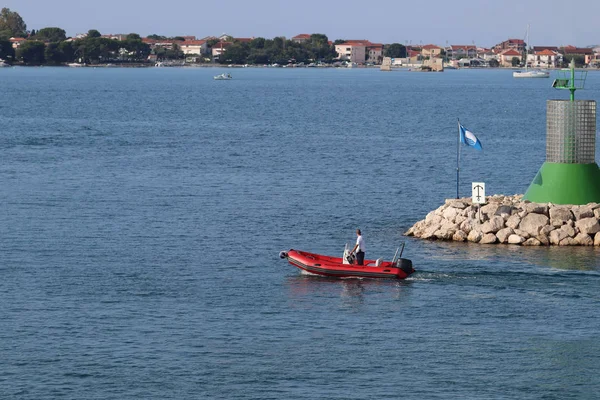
[217,34,337,65]
[0,7,26,38]
[1,7,597,68]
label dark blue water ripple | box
[1,67,600,399]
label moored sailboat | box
[513,25,549,78]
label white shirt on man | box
[356,235,365,252]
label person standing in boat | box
[350,229,365,265]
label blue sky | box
[5,0,600,47]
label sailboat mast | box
[524,24,529,71]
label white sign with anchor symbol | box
[472,182,486,204]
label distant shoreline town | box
[1,8,599,69]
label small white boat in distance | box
[214,73,232,80]
[513,70,549,78]
[67,63,85,67]
[513,25,549,79]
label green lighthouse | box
[523,60,600,205]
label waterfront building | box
[9,37,25,49]
[212,41,233,61]
[335,40,368,64]
[527,49,562,68]
[366,43,384,64]
[179,40,208,55]
[420,44,443,59]
[292,34,311,44]
[334,40,385,65]
[101,34,128,40]
[446,45,476,60]
[498,49,522,67]
[493,38,525,54]
[561,45,594,65]
[592,47,600,67]
[143,38,178,50]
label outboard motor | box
[396,258,414,274]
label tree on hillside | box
[206,38,220,47]
[0,8,27,38]
[247,48,269,64]
[384,43,406,58]
[310,34,328,46]
[148,34,166,40]
[44,42,63,64]
[0,38,15,60]
[58,41,74,62]
[126,33,141,41]
[307,34,336,62]
[87,29,101,38]
[33,27,67,42]
[249,37,265,49]
[73,36,120,63]
[563,55,585,68]
[219,43,249,64]
[165,43,183,59]
[16,41,45,64]
[123,36,150,60]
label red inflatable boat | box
[279,245,414,280]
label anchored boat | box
[279,244,414,279]
[214,73,232,80]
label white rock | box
[518,213,549,237]
[559,224,576,238]
[425,213,443,225]
[549,229,568,245]
[480,203,499,218]
[435,229,454,240]
[507,234,525,244]
[525,203,549,215]
[481,216,505,234]
[575,218,600,235]
[459,220,473,235]
[559,237,578,246]
[574,233,593,246]
[572,205,594,220]
[452,230,468,242]
[523,238,542,246]
[442,207,459,222]
[540,225,555,235]
[446,200,468,209]
[421,223,441,239]
[513,229,531,239]
[455,215,467,225]
[549,207,573,224]
[480,233,497,244]
[467,230,483,243]
[496,227,514,243]
[594,232,600,246]
[536,234,550,246]
[506,214,521,229]
[495,205,515,218]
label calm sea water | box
[1,66,600,399]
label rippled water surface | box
[1,67,600,399]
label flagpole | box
[456,118,461,199]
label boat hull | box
[280,249,414,279]
[513,70,549,78]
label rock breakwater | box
[405,195,600,246]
